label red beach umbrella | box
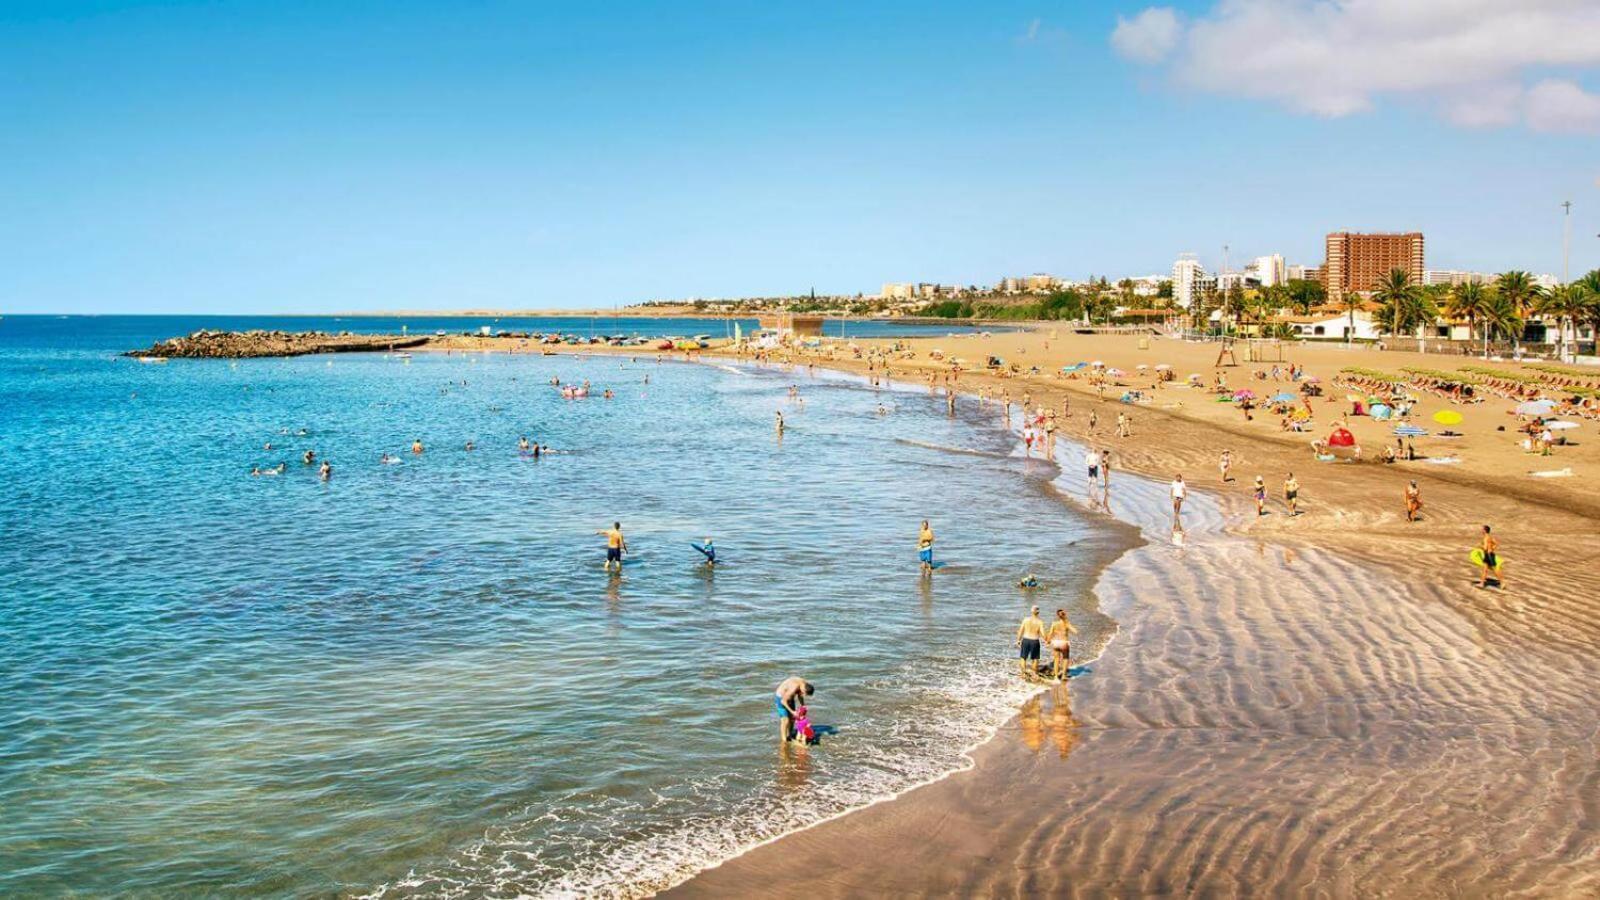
[1327,427,1357,448]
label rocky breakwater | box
[128,329,431,359]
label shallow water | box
[0,317,1126,896]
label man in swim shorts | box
[918,520,935,575]
[597,521,627,573]
[774,676,815,741]
[1085,448,1099,485]
[1015,605,1045,680]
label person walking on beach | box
[1100,449,1112,489]
[1478,525,1502,589]
[597,521,627,573]
[918,520,936,576]
[1087,409,1097,434]
[1170,473,1187,522]
[1015,605,1046,681]
[1085,448,1099,488]
[1405,480,1423,522]
[1253,476,1266,517]
[1046,609,1078,681]
[1116,412,1130,438]
[1219,449,1233,482]
[1283,472,1299,516]
[774,676,815,742]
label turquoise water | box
[0,316,1123,896]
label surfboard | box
[1469,548,1504,571]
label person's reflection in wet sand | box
[776,736,813,792]
[605,574,623,615]
[1017,683,1081,760]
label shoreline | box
[647,342,1600,895]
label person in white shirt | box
[1085,448,1100,485]
[1170,473,1187,520]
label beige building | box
[1323,232,1424,301]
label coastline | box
[651,338,1600,895]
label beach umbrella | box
[1516,399,1556,415]
[1432,410,1463,426]
[1328,428,1357,447]
[1090,360,1105,367]
[1233,389,1255,400]
[1136,364,1149,370]
[1304,376,1321,383]
[1547,420,1579,431]
[1370,403,1392,420]
[1108,368,1125,377]
[1394,425,1428,437]
[1155,363,1172,370]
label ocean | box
[0,315,1123,896]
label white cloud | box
[1111,7,1182,64]
[1110,0,1600,132]
[1525,78,1600,133]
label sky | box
[2,0,1598,314]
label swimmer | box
[1017,573,1039,588]
[775,411,785,435]
[319,460,332,480]
[519,436,530,451]
[411,439,424,455]
[303,449,316,465]
[464,441,475,451]
[695,537,716,567]
[380,453,400,465]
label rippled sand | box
[670,427,1600,897]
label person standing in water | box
[1170,473,1187,522]
[774,676,815,742]
[775,411,785,435]
[1015,605,1046,681]
[1046,609,1078,681]
[597,521,627,573]
[319,460,332,481]
[918,520,936,575]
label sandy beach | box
[628,326,1600,896]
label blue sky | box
[2,1,1597,313]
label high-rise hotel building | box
[1323,232,1424,301]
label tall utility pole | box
[1562,200,1572,283]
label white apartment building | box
[1422,270,1492,287]
[880,283,915,300]
[1245,254,1287,287]
[1172,254,1214,309]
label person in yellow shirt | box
[596,521,627,573]
[917,520,935,576]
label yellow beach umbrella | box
[1432,410,1463,426]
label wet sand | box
[656,334,1600,897]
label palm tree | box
[1371,268,1426,341]
[1337,289,1364,345]
[1480,291,1524,351]
[1537,283,1593,361]
[1443,282,1491,356]
[1493,270,1543,354]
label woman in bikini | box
[1047,609,1078,681]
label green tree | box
[1286,278,1326,314]
[1371,268,1428,339]
[1536,283,1593,361]
[1443,282,1492,356]
[1337,290,1365,345]
[1156,279,1174,300]
[1480,290,1524,350]
[1493,270,1543,353]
